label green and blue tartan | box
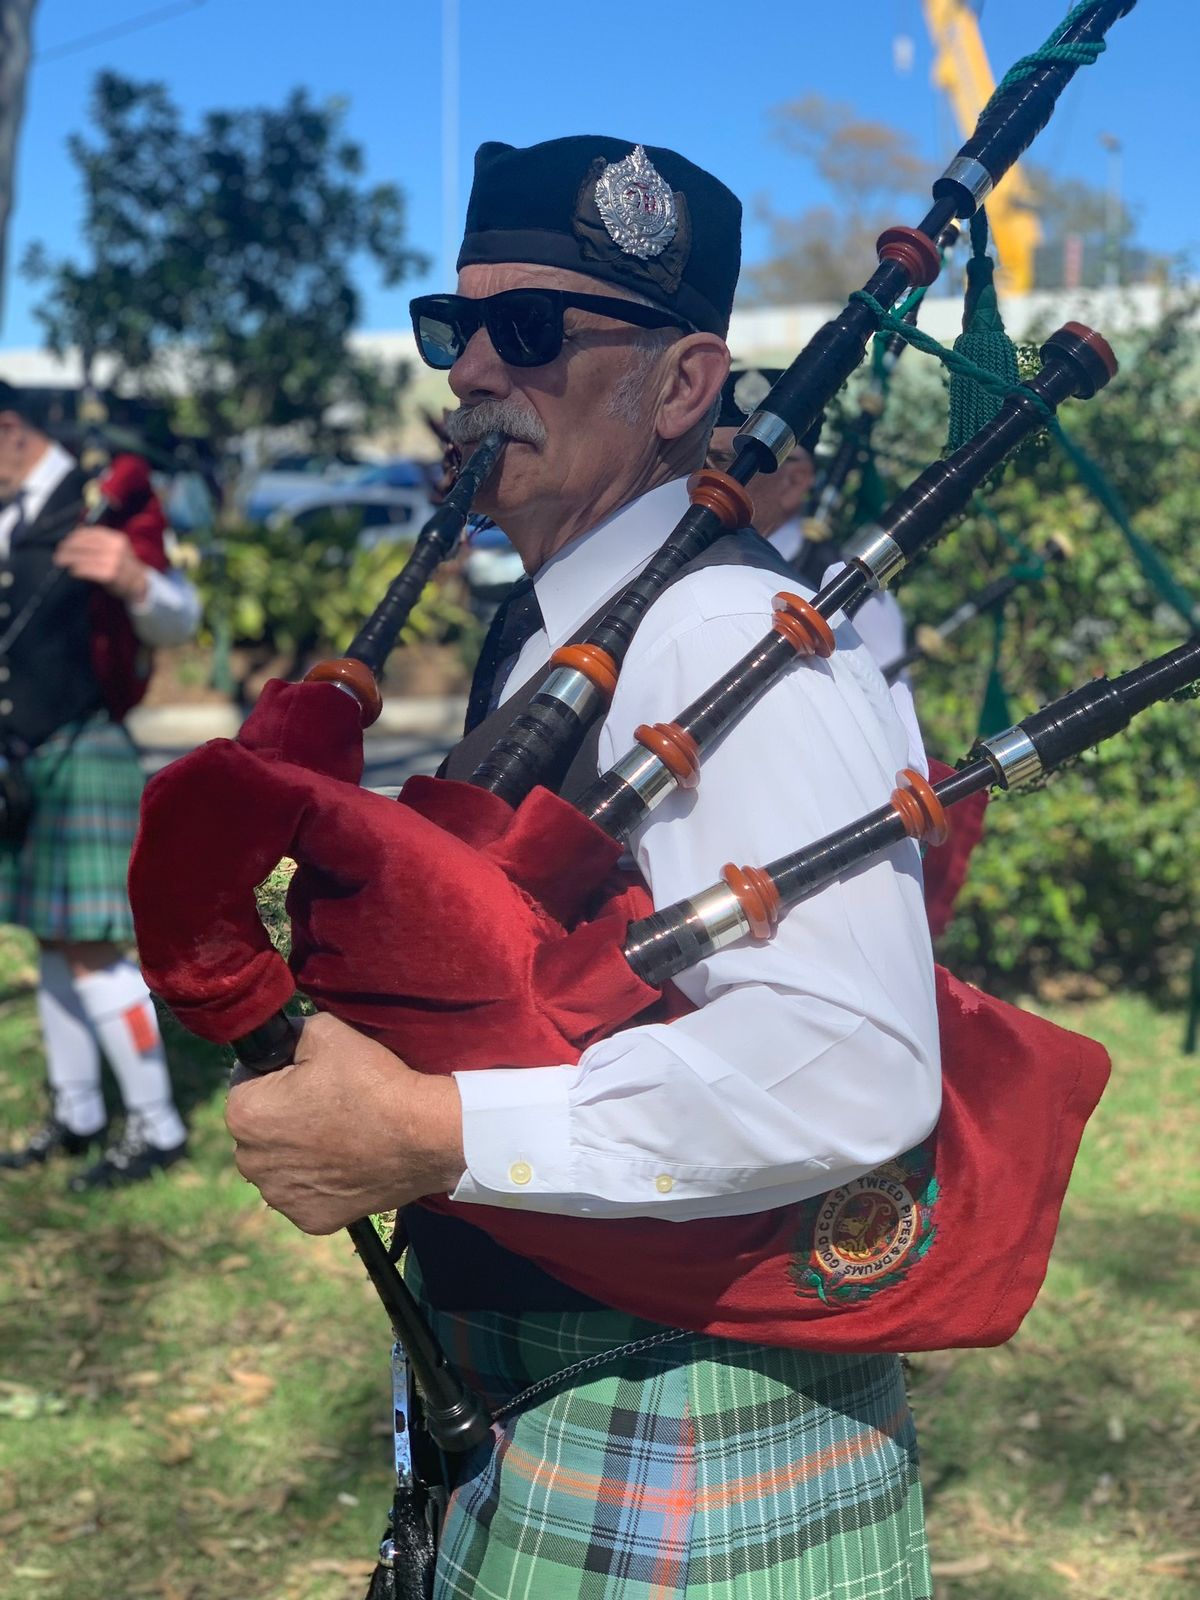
[422,1292,932,1600]
[0,715,144,943]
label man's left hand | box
[226,1011,466,1234]
[55,527,149,604]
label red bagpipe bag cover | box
[130,680,1109,1352]
[922,757,989,940]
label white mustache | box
[446,400,546,448]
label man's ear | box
[655,336,729,443]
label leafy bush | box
[850,294,1200,998]
[193,517,482,694]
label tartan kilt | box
[421,1284,932,1600]
[0,715,144,943]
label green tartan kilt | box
[422,1287,932,1600]
[0,715,145,944]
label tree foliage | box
[745,95,932,305]
[193,517,480,703]
[747,96,1167,305]
[24,72,427,446]
[832,294,1199,997]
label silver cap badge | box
[594,145,677,260]
[732,370,772,417]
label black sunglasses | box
[409,288,693,371]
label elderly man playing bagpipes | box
[131,4,1186,1580]
[222,135,948,1598]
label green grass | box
[0,940,1195,1599]
[915,996,1199,1600]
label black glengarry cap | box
[458,136,741,337]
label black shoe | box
[0,1115,108,1171]
[68,1120,188,1192]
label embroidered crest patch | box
[788,1144,938,1305]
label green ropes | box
[1051,422,1200,635]
[989,0,1108,101]
[848,288,1200,636]
[947,211,1020,451]
[849,289,1054,423]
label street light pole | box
[1099,131,1122,290]
[442,0,459,291]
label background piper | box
[0,379,200,1190]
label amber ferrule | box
[890,769,950,846]
[771,592,837,658]
[633,722,701,789]
[687,468,755,531]
[550,643,620,702]
[721,863,782,942]
[303,657,383,727]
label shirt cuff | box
[127,565,165,616]
[128,566,200,646]
[449,1065,574,1205]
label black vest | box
[1,469,105,751]
[407,528,798,1313]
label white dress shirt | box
[451,477,941,1222]
[0,441,201,648]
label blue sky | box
[2,0,1191,347]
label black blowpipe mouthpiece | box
[344,432,505,675]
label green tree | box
[23,71,427,447]
[746,98,1168,305]
[744,94,933,305]
[842,296,1200,998]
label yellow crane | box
[922,0,1041,292]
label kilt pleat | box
[422,1290,931,1600]
[0,716,144,943]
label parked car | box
[349,458,436,492]
[463,520,524,618]
[237,452,369,524]
[266,484,434,546]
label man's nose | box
[449,327,514,403]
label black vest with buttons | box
[0,469,105,751]
[406,528,798,1314]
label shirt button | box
[654,1174,674,1194]
[508,1161,533,1186]
[0,699,12,715]
[0,572,12,588]
[0,667,9,683]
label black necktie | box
[464,576,545,733]
[1,491,26,550]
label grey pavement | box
[129,696,465,789]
